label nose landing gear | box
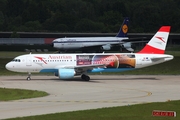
[26,72,31,80]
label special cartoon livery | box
[6,26,173,81]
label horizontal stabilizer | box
[151,55,174,62]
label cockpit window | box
[12,59,21,62]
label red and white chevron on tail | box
[138,26,171,54]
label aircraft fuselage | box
[6,53,173,74]
[52,37,129,50]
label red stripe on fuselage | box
[138,44,164,54]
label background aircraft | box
[51,17,144,52]
[6,26,173,81]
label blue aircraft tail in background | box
[116,17,129,37]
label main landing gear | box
[26,72,31,81]
[81,74,90,81]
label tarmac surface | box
[0,75,179,119]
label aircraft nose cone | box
[5,63,13,71]
[5,63,10,70]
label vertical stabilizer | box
[138,26,171,54]
[116,17,129,37]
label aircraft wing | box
[121,37,147,42]
[64,64,106,73]
[81,37,148,47]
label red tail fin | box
[138,26,171,54]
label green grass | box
[0,51,27,58]
[0,88,48,101]
[6,100,180,120]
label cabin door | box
[26,56,32,66]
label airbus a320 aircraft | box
[51,17,139,52]
[6,26,173,81]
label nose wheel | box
[27,72,31,81]
[81,74,90,81]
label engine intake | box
[122,42,134,52]
[102,44,111,50]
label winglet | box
[138,26,171,54]
[116,17,129,37]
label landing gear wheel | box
[81,74,85,80]
[81,74,90,81]
[27,72,31,81]
[84,76,90,81]
[27,77,31,81]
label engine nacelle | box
[122,42,134,52]
[102,44,111,50]
[56,68,75,79]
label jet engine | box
[55,68,76,79]
[122,42,134,52]
[102,44,111,50]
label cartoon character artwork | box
[116,54,135,68]
[76,54,135,68]
[92,55,119,68]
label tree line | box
[0,0,180,33]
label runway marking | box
[11,88,152,104]
[12,100,149,104]
[123,88,152,99]
[0,77,153,105]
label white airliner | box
[51,17,138,52]
[6,26,173,81]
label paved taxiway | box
[0,75,179,119]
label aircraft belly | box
[22,66,41,73]
[65,44,80,49]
